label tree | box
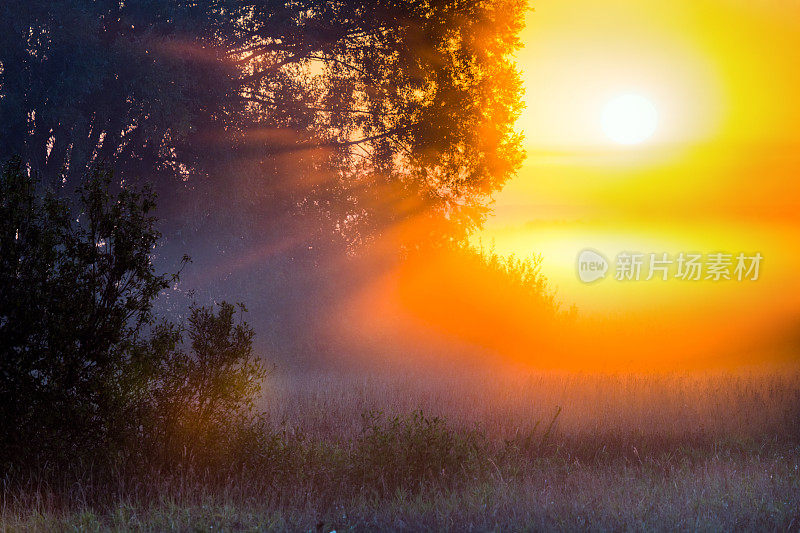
[0,0,526,244]
[0,159,267,472]
[0,159,177,467]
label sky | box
[477,0,800,327]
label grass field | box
[3,366,800,531]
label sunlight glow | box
[601,94,659,145]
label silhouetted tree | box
[150,302,268,467]
[0,0,526,244]
[0,158,179,467]
[0,159,265,472]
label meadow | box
[4,0,800,530]
[4,365,799,531]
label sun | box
[601,94,659,145]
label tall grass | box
[4,366,799,531]
[261,366,800,447]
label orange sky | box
[477,0,800,332]
[334,0,800,371]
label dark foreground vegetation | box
[3,403,800,531]
[2,161,800,531]
[1,159,267,476]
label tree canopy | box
[0,0,526,244]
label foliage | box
[0,158,176,467]
[355,410,487,493]
[0,0,526,243]
[474,244,559,313]
[149,302,269,468]
[0,1,530,374]
[0,160,266,474]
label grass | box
[3,366,800,531]
[3,451,798,531]
[260,366,800,444]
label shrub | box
[0,159,268,479]
[149,302,270,469]
[0,159,178,469]
[354,410,487,494]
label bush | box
[149,302,269,469]
[0,159,178,469]
[0,159,267,478]
[354,410,487,494]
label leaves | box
[0,161,172,467]
[0,163,268,473]
[0,0,526,244]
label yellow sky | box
[478,0,800,329]
[515,0,800,148]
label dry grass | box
[2,451,798,531]
[3,364,800,531]
[261,365,800,444]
